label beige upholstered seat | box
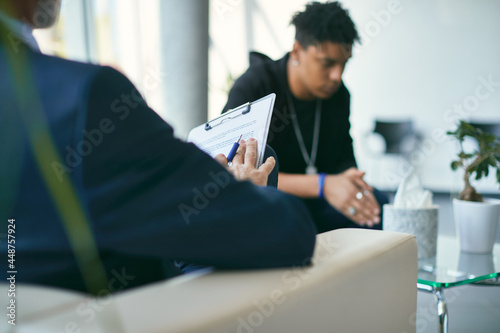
[1,229,417,332]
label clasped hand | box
[214,138,275,187]
[323,167,381,227]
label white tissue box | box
[383,204,439,259]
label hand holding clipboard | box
[212,137,276,187]
[187,93,276,168]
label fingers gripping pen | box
[227,135,242,162]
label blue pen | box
[227,135,242,162]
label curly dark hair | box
[291,1,360,47]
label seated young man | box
[223,1,388,233]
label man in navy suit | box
[0,0,316,295]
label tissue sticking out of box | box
[393,172,433,208]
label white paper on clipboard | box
[187,93,276,167]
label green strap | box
[2,30,108,295]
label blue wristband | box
[318,173,327,199]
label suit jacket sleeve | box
[82,67,316,269]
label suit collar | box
[0,11,40,52]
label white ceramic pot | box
[453,198,500,253]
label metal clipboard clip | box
[205,102,251,131]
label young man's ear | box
[290,41,305,63]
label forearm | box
[278,172,320,198]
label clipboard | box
[187,93,276,167]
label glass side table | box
[417,235,500,333]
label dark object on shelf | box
[373,120,418,154]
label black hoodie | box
[222,51,356,175]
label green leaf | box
[451,161,460,170]
[482,133,495,143]
[475,163,488,180]
[486,156,496,167]
[459,152,475,160]
[461,122,477,137]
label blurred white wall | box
[209,0,500,194]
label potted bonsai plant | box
[447,121,500,253]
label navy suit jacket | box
[0,34,316,293]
